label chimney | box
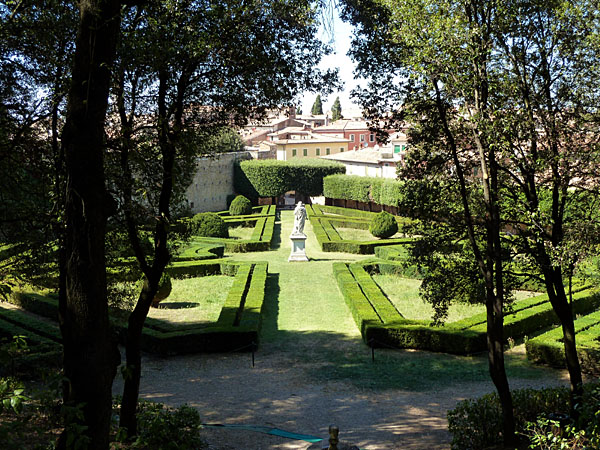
[289,105,296,119]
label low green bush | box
[192,212,228,238]
[125,402,205,449]
[447,383,600,450]
[229,195,252,216]
[369,211,398,238]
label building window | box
[340,147,344,152]
[350,134,355,142]
[303,148,307,156]
[394,145,400,153]
[360,134,365,142]
[370,134,374,142]
[402,145,407,151]
[316,148,320,156]
[326,148,330,155]
[292,148,297,157]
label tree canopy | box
[342,0,600,444]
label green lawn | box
[227,225,255,240]
[372,274,540,323]
[372,273,487,322]
[148,275,233,325]
[335,226,404,241]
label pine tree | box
[311,94,323,115]
[331,96,342,120]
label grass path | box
[230,210,365,351]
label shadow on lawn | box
[157,301,199,309]
[255,327,560,392]
[270,212,282,250]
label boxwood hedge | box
[526,308,600,373]
[234,158,345,199]
[5,260,269,355]
[323,174,405,207]
[334,261,600,355]
[307,205,413,254]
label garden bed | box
[306,205,413,254]
[334,261,600,355]
[4,260,269,355]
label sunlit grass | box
[227,225,254,240]
[372,274,486,323]
[148,275,233,324]
[335,227,404,241]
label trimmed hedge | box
[307,205,413,254]
[192,212,228,238]
[229,195,252,216]
[234,158,345,199]
[191,205,276,253]
[526,307,600,373]
[334,261,600,355]
[5,261,269,355]
[0,304,63,372]
[369,211,398,238]
[323,174,404,207]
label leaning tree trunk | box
[546,271,584,413]
[58,1,122,448]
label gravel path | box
[113,210,571,449]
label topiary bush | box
[192,212,228,238]
[369,211,398,238]
[229,195,252,216]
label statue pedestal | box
[288,233,308,262]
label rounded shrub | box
[229,195,252,216]
[192,212,228,238]
[369,211,398,238]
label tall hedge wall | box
[234,158,345,199]
[323,174,404,207]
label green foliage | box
[323,174,405,207]
[128,402,205,450]
[0,377,27,414]
[197,127,245,155]
[311,94,323,115]
[229,195,252,216]
[369,211,398,238]
[192,213,228,238]
[331,96,342,121]
[235,158,345,199]
[448,383,600,450]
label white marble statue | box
[293,201,307,235]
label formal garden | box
[2,162,600,449]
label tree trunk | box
[547,275,583,413]
[58,1,122,448]
[119,280,160,436]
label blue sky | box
[300,8,364,115]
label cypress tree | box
[311,94,323,115]
[331,96,342,120]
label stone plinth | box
[288,233,308,262]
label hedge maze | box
[2,260,268,356]
[191,205,276,252]
[307,204,413,254]
[334,261,600,358]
